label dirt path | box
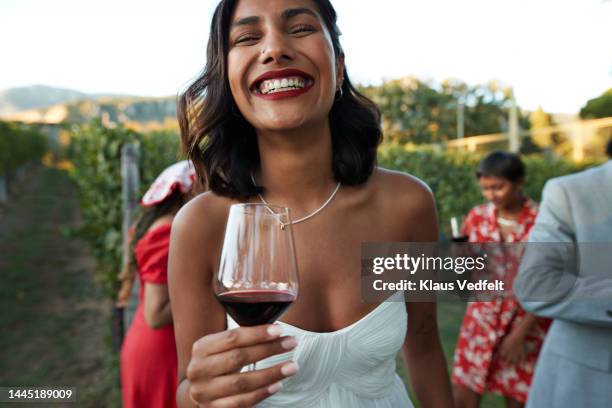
[0,166,119,407]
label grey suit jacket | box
[515,161,612,407]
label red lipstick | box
[251,68,314,100]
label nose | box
[258,29,295,65]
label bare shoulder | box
[170,191,233,270]
[174,191,233,232]
[371,167,435,210]
[368,167,437,240]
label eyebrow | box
[281,7,318,20]
[231,7,318,29]
[232,15,260,28]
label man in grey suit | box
[515,141,612,407]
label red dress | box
[452,198,551,403]
[120,224,177,408]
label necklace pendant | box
[251,172,341,229]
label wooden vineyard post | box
[117,143,140,348]
[0,174,7,204]
[508,99,521,153]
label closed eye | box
[235,33,260,45]
[290,24,316,36]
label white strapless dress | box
[227,298,414,408]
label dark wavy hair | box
[177,0,382,199]
[476,151,526,183]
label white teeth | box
[257,76,309,95]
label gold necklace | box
[251,173,341,229]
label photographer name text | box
[373,279,505,291]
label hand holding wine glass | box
[184,204,300,407]
[186,325,300,406]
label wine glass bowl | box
[214,204,299,327]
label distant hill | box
[0,85,87,116]
[0,85,135,116]
[0,85,177,129]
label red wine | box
[216,290,296,327]
[452,235,469,243]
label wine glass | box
[214,203,299,370]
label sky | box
[1,0,611,114]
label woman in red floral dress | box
[452,152,550,408]
[117,161,197,408]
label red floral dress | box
[120,224,177,408]
[451,198,550,403]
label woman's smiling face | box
[227,0,343,132]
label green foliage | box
[0,121,47,175]
[360,78,530,144]
[139,129,185,185]
[378,145,588,231]
[579,88,612,119]
[67,120,181,296]
[520,155,589,202]
[67,118,588,296]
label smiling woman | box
[170,1,454,407]
[178,0,381,198]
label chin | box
[263,121,307,132]
[258,111,310,131]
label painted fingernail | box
[281,337,298,350]
[267,325,282,337]
[268,382,283,395]
[281,362,299,376]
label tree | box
[360,77,529,145]
[579,89,612,119]
[530,106,554,148]
[360,77,448,144]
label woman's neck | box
[254,120,337,215]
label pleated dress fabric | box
[228,297,414,408]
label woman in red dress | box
[118,161,196,408]
[452,152,550,408]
